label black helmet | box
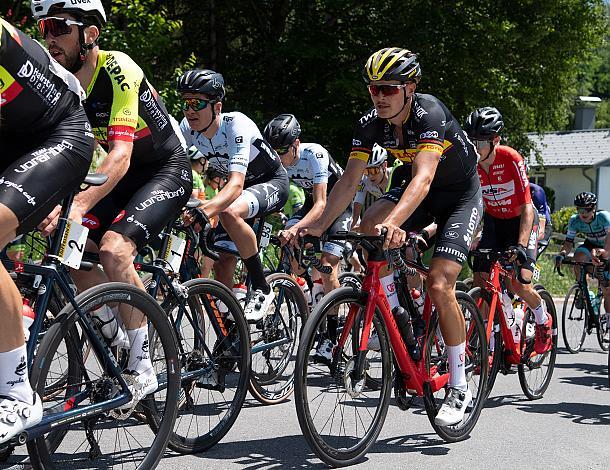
[177,69,225,101]
[464,107,505,139]
[363,47,421,84]
[263,114,301,148]
[574,191,597,207]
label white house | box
[526,98,610,211]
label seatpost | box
[48,191,76,259]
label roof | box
[526,128,610,168]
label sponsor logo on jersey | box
[481,180,516,199]
[105,54,130,91]
[14,140,73,174]
[359,108,377,125]
[435,245,466,263]
[139,88,168,131]
[113,210,126,223]
[463,206,480,246]
[235,136,243,144]
[420,130,439,140]
[352,139,362,146]
[414,101,428,118]
[134,187,186,211]
[0,177,36,206]
[444,230,459,240]
[16,60,62,106]
[82,214,100,230]
[126,214,150,239]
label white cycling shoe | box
[0,393,43,444]
[434,387,472,426]
[244,289,275,323]
[119,370,158,411]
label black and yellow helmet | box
[363,47,421,84]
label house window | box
[529,173,546,187]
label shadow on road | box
[554,361,609,391]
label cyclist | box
[188,145,208,201]
[284,182,306,219]
[465,107,552,356]
[0,17,94,442]
[529,182,552,255]
[178,69,289,322]
[264,113,350,360]
[298,47,483,425]
[33,0,192,407]
[556,192,610,312]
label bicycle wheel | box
[518,289,558,399]
[295,287,392,467]
[28,282,180,470]
[152,278,251,454]
[249,273,307,405]
[596,301,609,351]
[562,284,587,353]
[468,287,502,399]
[424,291,488,442]
[338,271,363,290]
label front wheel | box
[424,291,488,442]
[562,284,587,353]
[596,302,609,351]
[518,289,558,399]
[294,287,392,467]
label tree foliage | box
[2,0,607,162]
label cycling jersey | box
[566,211,610,247]
[0,18,85,135]
[350,94,478,189]
[477,146,531,219]
[180,112,282,183]
[283,183,305,218]
[192,170,204,191]
[530,183,551,222]
[84,50,183,165]
[353,166,398,205]
[285,143,342,194]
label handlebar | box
[469,248,531,284]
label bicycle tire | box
[518,289,558,399]
[294,287,392,467]
[338,271,363,290]
[28,282,180,470]
[249,273,307,405]
[596,303,609,351]
[424,291,488,442]
[468,287,502,399]
[156,278,251,454]
[562,284,587,353]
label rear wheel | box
[596,300,609,351]
[518,289,558,399]
[562,284,587,353]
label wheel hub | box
[344,358,365,398]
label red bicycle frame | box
[336,258,449,396]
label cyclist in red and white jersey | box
[465,107,552,355]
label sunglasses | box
[364,167,382,176]
[37,17,83,39]
[473,139,493,149]
[578,207,595,214]
[367,83,408,96]
[181,98,211,112]
[274,146,292,155]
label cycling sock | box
[380,273,400,310]
[447,342,467,391]
[327,315,338,343]
[127,326,153,377]
[244,255,270,294]
[532,301,548,325]
[0,344,34,405]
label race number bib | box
[532,263,541,282]
[58,219,89,269]
[259,222,273,249]
[163,233,187,273]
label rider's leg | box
[213,253,239,287]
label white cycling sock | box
[0,345,33,404]
[532,301,548,325]
[127,326,154,377]
[447,342,467,391]
[380,274,400,310]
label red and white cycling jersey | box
[477,145,531,219]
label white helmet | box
[31,0,107,27]
[367,144,388,168]
[187,145,205,161]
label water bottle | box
[232,283,247,303]
[512,306,525,346]
[591,291,601,314]
[296,277,312,308]
[393,306,416,350]
[502,292,516,327]
[312,279,325,309]
[22,298,35,342]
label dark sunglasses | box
[37,17,83,39]
[364,167,382,176]
[367,83,407,96]
[181,98,211,112]
[578,207,595,214]
[473,139,493,149]
[274,145,292,155]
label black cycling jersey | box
[350,93,478,189]
[84,50,183,165]
[0,17,85,135]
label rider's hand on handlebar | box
[376,221,406,250]
[508,244,528,266]
[296,223,324,242]
[278,226,299,247]
[591,248,608,266]
[414,230,430,253]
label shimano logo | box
[435,245,466,263]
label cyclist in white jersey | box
[178,69,289,322]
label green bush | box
[551,206,577,233]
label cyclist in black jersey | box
[0,17,94,443]
[178,69,289,322]
[298,47,483,426]
[34,0,191,407]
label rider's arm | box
[316,158,366,230]
[351,202,363,229]
[383,151,439,226]
[538,216,546,240]
[561,214,579,255]
[200,171,245,218]
[292,182,328,229]
[517,203,535,247]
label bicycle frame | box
[336,257,448,396]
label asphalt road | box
[5,299,609,469]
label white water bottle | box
[512,306,525,344]
[22,299,35,342]
[311,279,325,309]
[502,292,516,328]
